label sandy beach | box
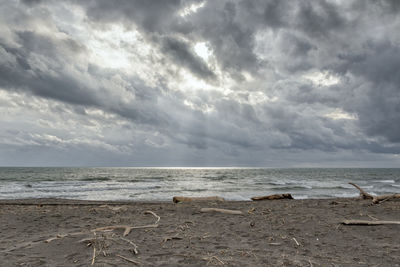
[1,198,399,266]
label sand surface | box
[0,198,399,266]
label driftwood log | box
[372,194,400,204]
[342,219,400,225]
[173,196,225,203]
[349,183,400,204]
[200,208,243,215]
[251,193,293,201]
[348,183,373,199]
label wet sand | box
[0,198,399,266]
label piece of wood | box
[342,219,400,225]
[173,196,225,203]
[45,234,68,243]
[116,254,141,265]
[372,194,400,204]
[92,210,160,236]
[91,246,96,265]
[251,193,293,201]
[92,224,158,236]
[349,183,400,203]
[348,183,373,199]
[162,236,183,243]
[200,208,243,215]
[119,237,139,254]
[144,210,160,224]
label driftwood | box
[342,219,400,225]
[200,208,243,215]
[251,193,293,201]
[349,183,400,203]
[372,194,400,204]
[348,183,373,199]
[91,224,158,237]
[92,211,160,236]
[45,210,160,243]
[173,196,225,203]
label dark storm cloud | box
[79,0,261,78]
[158,36,215,80]
[0,30,169,128]
[81,0,183,32]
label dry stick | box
[92,210,160,236]
[173,196,225,203]
[91,246,96,265]
[163,236,183,243]
[144,210,160,224]
[45,231,88,243]
[210,256,225,265]
[92,224,158,237]
[367,214,379,221]
[45,234,68,243]
[348,183,373,199]
[200,208,243,215]
[342,219,400,225]
[203,255,225,265]
[119,237,139,254]
[251,193,294,201]
[292,237,300,246]
[116,254,141,265]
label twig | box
[292,237,300,246]
[162,236,183,243]
[91,246,96,265]
[145,210,160,224]
[342,219,400,225]
[268,242,282,246]
[91,224,158,237]
[45,234,68,243]
[367,214,379,221]
[212,256,225,265]
[116,254,141,265]
[119,237,139,254]
[203,255,225,265]
[200,208,243,215]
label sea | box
[0,167,399,201]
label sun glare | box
[194,42,211,61]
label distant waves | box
[0,167,399,201]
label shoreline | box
[1,197,399,265]
[0,196,360,204]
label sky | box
[0,0,400,167]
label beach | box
[1,198,399,266]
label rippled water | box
[0,167,399,201]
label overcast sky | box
[1,0,400,167]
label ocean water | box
[0,167,399,201]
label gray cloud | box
[158,35,216,80]
[1,0,400,166]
